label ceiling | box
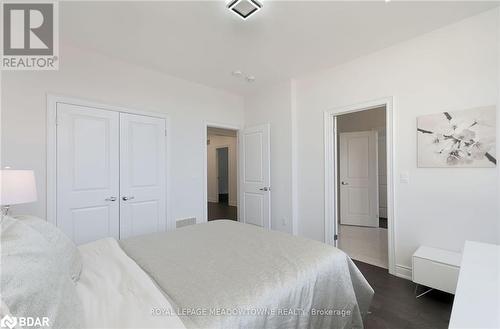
[61,1,499,95]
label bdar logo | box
[0,315,17,329]
[0,315,49,328]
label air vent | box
[227,0,262,20]
[176,217,196,228]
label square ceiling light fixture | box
[227,0,263,20]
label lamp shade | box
[0,170,37,206]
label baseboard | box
[229,200,237,207]
[395,264,412,281]
[207,198,218,203]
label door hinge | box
[165,129,167,137]
[334,234,338,241]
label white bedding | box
[76,238,186,329]
[120,221,374,329]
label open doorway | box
[336,106,388,269]
[216,147,229,203]
[206,127,238,221]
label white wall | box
[1,44,244,224]
[244,81,293,233]
[295,9,498,274]
[207,134,238,206]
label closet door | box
[119,113,166,239]
[56,103,120,244]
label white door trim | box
[203,122,241,223]
[324,97,396,276]
[46,94,173,231]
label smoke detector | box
[227,0,263,20]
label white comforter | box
[76,238,186,329]
[120,221,374,329]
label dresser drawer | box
[412,257,460,294]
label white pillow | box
[14,215,82,282]
[0,216,83,329]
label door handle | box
[259,187,270,191]
[122,196,135,201]
[341,181,349,185]
[105,197,117,202]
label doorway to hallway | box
[206,127,238,221]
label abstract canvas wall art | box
[417,106,496,168]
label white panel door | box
[119,113,166,239]
[240,124,271,228]
[339,131,379,227]
[56,103,120,244]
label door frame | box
[46,94,173,231]
[324,97,397,276]
[203,122,241,223]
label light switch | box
[400,171,410,184]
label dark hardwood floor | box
[207,202,237,221]
[355,260,454,329]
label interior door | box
[217,147,229,200]
[119,113,166,239]
[56,103,120,244]
[339,131,379,227]
[240,124,271,228]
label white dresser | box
[412,246,462,294]
[449,241,500,329]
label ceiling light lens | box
[227,0,262,20]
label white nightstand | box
[412,246,462,297]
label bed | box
[1,217,373,329]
